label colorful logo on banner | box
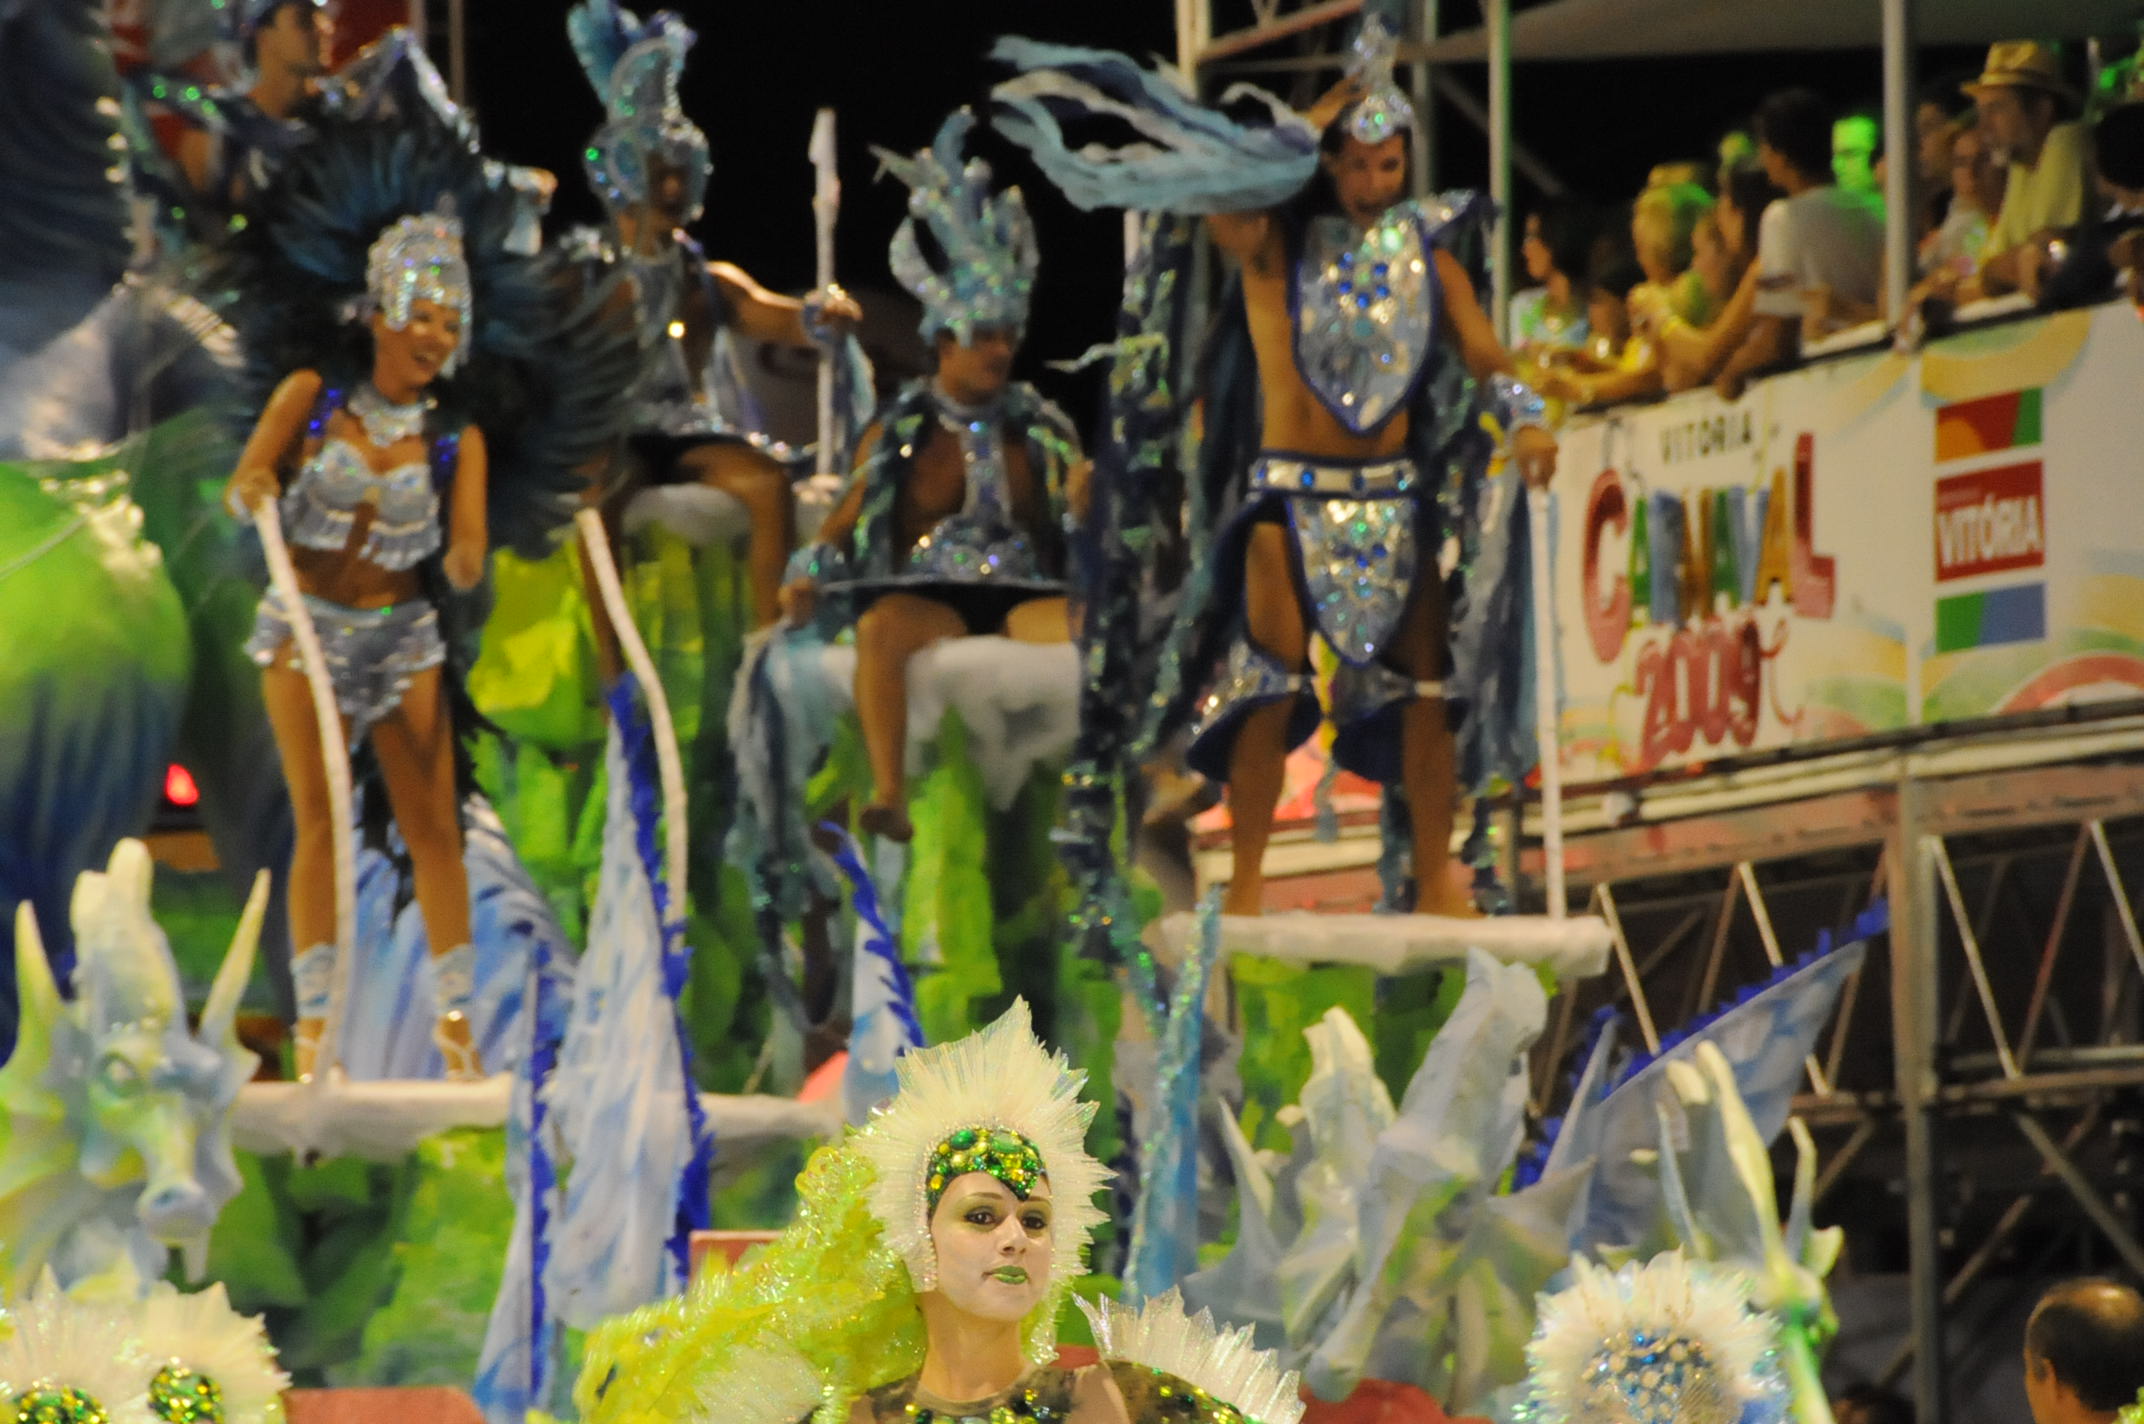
[1931,391,2046,653]
[1580,431,1837,770]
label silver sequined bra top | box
[1291,202,1442,435]
[278,436,441,571]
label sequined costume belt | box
[1249,452,1423,666]
[246,591,445,741]
[1249,453,1419,498]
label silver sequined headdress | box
[874,110,1039,343]
[568,1,712,223]
[364,203,473,375]
[1343,13,1416,145]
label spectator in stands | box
[1540,251,1646,408]
[1962,41,2090,297]
[1922,123,2002,279]
[1833,108,1882,196]
[2031,103,2144,308]
[1718,129,1757,189]
[1916,95,1962,211]
[1548,181,1714,406]
[1633,181,1718,323]
[1716,89,1883,401]
[1509,200,1596,357]
[2022,1278,2144,1424]
[1660,165,1778,391]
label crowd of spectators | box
[1507,39,2144,410]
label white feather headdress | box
[854,1000,1108,1291]
[133,1282,291,1424]
[1525,1252,1781,1424]
[0,1272,153,1424]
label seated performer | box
[781,112,1086,844]
[575,1002,1304,1424]
[565,0,862,628]
[174,0,331,215]
[995,18,1557,916]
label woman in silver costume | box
[225,208,487,1082]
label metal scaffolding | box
[1168,8,2144,1420]
[1524,720,2144,1424]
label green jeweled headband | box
[925,1126,1046,1211]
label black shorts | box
[852,582,1058,636]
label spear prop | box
[809,107,840,468]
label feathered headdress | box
[567,0,711,222]
[853,999,1107,1295]
[133,1282,291,1424]
[1523,1253,1788,1424]
[1343,13,1416,144]
[0,1273,153,1424]
[873,110,1038,343]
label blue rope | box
[605,673,716,1279]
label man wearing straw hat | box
[1963,41,2091,297]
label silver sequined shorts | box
[246,591,445,737]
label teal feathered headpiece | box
[873,110,1037,343]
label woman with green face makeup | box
[576,1003,1305,1424]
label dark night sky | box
[448,0,1981,415]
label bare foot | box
[1221,880,1264,916]
[1416,861,1482,918]
[859,802,914,843]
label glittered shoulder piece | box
[1291,204,1439,435]
[1081,1290,1305,1424]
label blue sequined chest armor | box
[1291,203,1441,435]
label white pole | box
[1485,0,1513,338]
[1411,0,1438,196]
[809,108,840,470]
[575,508,690,909]
[1527,488,1565,919]
[253,499,358,1091]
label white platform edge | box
[1159,911,1614,980]
[232,1078,845,1162]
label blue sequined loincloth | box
[1242,452,1426,666]
[246,591,445,739]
